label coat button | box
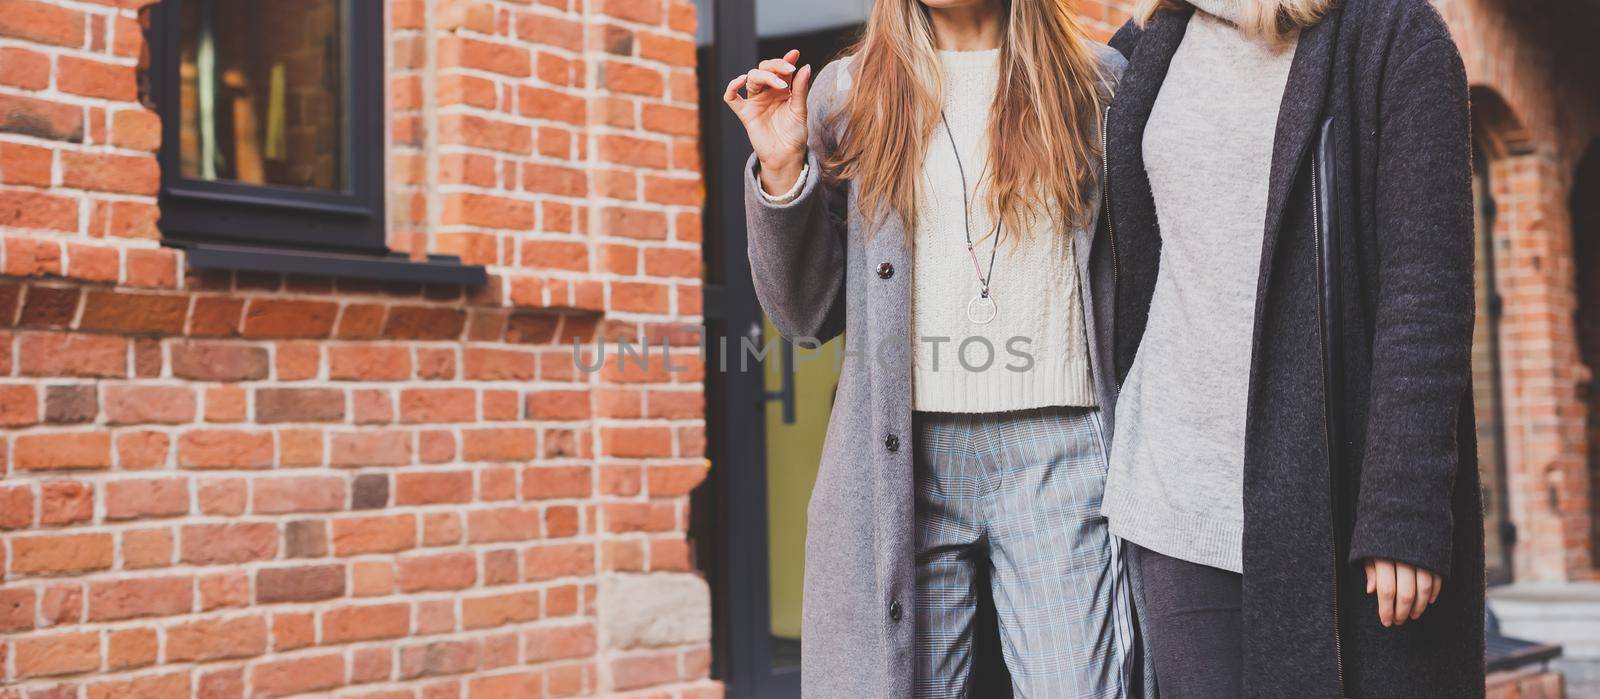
[889,600,903,622]
[877,262,894,279]
[884,434,899,453]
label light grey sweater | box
[1101,0,1299,574]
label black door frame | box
[695,0,801,695]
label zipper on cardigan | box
[1101,108,1122,394]
[1312,140,1348,698]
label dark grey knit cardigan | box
[1103,0,1486,696]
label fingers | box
[759,57,797,76]
[1393,564,1416,626]
[745,68,788,97]
[790,64,814,119]
[1374,559,1396,627]
[1414,571,1435,621]
[722,74,748,107]
[1364,560,1376,594]
[1430,576,1443,605]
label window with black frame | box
[145,0,481,284]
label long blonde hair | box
[825,0,1108,239]
[1133,0,1333,42]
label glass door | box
[692,0,866,696]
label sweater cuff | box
[756,161,809,205]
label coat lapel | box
[1106,8,1191,380]
[1254,13,1339,302]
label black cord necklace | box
[940,110,1000,325]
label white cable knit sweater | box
[910,48,1095,412]
[762,49,1096,412]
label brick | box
[65,243,119,283]
[446,36,531,76]
[0,586,34,631]
[106,627,157,670]
[612,652,679,691]
[17,285,77,328]
[274,340,319,380]
[39,581,82,624]
[14,431,111,470]
[282,519,326,558]
[171,343,269,381]
[322,602,410,643]
[468,672,541,698]
[331,431,413,466]
[523,543,594,581]
[11,532,113,573]
[178,431,277,472]
[116,430,170,469]
[255,564,346,604]
[165,615,268,662]
[0,485,32,529]
[103,384,196,424]
[0,0,83,47]
[11,631,100,678]
[111,108,161,151]
[242,299,339,338]
[518,86,585,124]
[523,466,592,499]
[251,653,344,697]
[333,514,417,555]
[77,291,188,334]
[61,151,159,195]
[397,552,476,592]
[181,522,277,564]
[0,140,51,185]
[256,387,346,423]
[254,476,347,513]
[105,478,188,519]
[463,590,539,630]
[39,480,91,524]
[87,575,192,621]
[603,60,664,96]
[468,506,539,544]
[343,474,388,511]
[86,672,189,699]
[330,345,412,380]
[0,383,36,425]
[400,387,475,423]
[58,55,137,101]
[383,306,467,340]
[598,0,663,23]
[0,46,49,90]
[121,528,174,569]
[19,332,125,377]
[524,624,597,662]
[191,297,244,336]
[0,94,83,142]
[462,428,537,462]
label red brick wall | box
[0,0,714,697]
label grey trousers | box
[1130,543,1244,699]
[911,407,1134,699]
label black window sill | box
[175,242,488,286]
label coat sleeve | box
[1347,37,1475,578]
[744,61,849,344]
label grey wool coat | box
[745,46,1152,698]
[1107,0,1485,696]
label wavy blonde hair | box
[825,0,1108,240]
[1133,0,1333,41]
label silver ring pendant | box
[967,295,997,325]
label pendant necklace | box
[940,111,1000,325]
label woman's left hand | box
[1364,558,1442,627]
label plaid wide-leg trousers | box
[911,406,1133,699]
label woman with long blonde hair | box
[724,0,1148,696]
[1101,0,1485,695]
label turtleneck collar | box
[1187,0,1249,26]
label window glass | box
[178,0,346,191]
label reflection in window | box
[178,0,346,191]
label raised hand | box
[723,49,814,195]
